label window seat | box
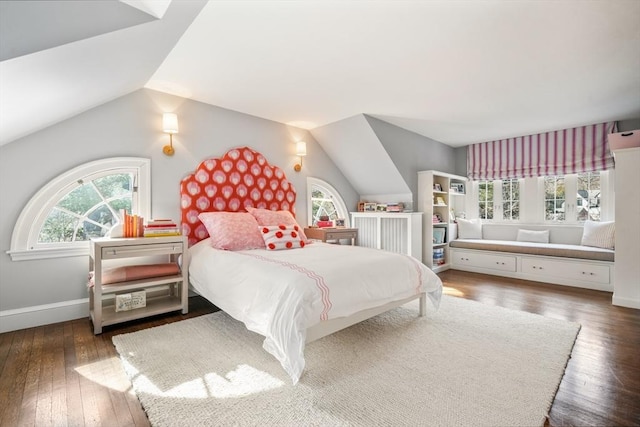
[448,223,614,292]
[450,239,614,262]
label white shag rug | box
[112,296,579,427]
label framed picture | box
[433,228,446,244]
[335,218,345,227]
[364,202,377,212]
[357,202,365,212]
[434,183,443,192]
[376,204,387,212]
[450,183,465,194]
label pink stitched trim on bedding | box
[240,253,332,321]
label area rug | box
[112,295,580,427]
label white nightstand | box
[89,236,189,334]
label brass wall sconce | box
[162,113,179,156]
[294,141,307,172]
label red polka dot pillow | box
[246,207,309,242]
[260,224,306,250]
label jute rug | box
[112,295,580,427]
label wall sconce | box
[294,141,307,172]
[162,113,179,156]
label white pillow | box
[456,218,482,239]
[517,229,550,244]
[581,220,615,249]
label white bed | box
[189,239,443,383]
[180,147,443,383]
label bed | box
[181,147,443,383]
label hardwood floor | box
[1,270,638,426]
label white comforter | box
[189,239,443,383]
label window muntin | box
[38,173,134,243]
[307,177,349,227]
[9,158,150,261]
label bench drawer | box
[451,250,516,272]
[521,257,610,284]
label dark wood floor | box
[1,270,638,426]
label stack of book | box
[144,219,181,237]
[432,248,445,266]
[386,203,404,212]
[120,210,144,237]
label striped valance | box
[467,122,617,180]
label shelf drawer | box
[522,257,610,284]
[101,242,183,259]
[452,250,516,272]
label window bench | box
[448,224,614,292]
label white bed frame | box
[306,292,427,343]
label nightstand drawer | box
[324,230,356,240]
[101,242,183,259]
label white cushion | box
[581,220,615,249]
[457,218,482,239]
[517,229,550,243]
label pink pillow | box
[246,207,308,241]
[198,212,265,250]
[260,224,306,250]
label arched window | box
[9,158,150,261]
[307,177,349,227]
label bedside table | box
[304,227,358,245]
[89,236,188,334]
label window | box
[307,177,349,227]
[543,172,607,223]
[9,158,150,261]
[476,179,521,221]
[501,179,520,221]
[478,180,494,220]
[544,176,566,221]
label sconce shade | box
[296,141,307,156]
[163,113,179,134]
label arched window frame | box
[306,177,350,227]
[8,157,151,261]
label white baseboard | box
[612,294,640,310]
[0,298,89,333]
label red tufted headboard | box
[180,146,297,246]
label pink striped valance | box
[467,122,617,180]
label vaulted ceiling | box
[1,0,639,147]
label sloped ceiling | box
[0,0,207,145]
[1,0,639,148]
[147,0,640,146]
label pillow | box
[246,207,308,241]
[88,263,180,286]
[456,218,482,239]
[198,212,265,250]
[581,220,615,249]
[517,229,550,244]
[260,224,306,250]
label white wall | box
[0,88,357,330]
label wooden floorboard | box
[0,270,638,426]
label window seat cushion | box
[449,239,614,262]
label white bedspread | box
[189,239,443,383]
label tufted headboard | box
[180,146,297,246]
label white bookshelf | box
[417,170,469,272]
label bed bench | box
[448,223,615,292]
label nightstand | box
[89,236,189,334]
[304,227,358,245]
